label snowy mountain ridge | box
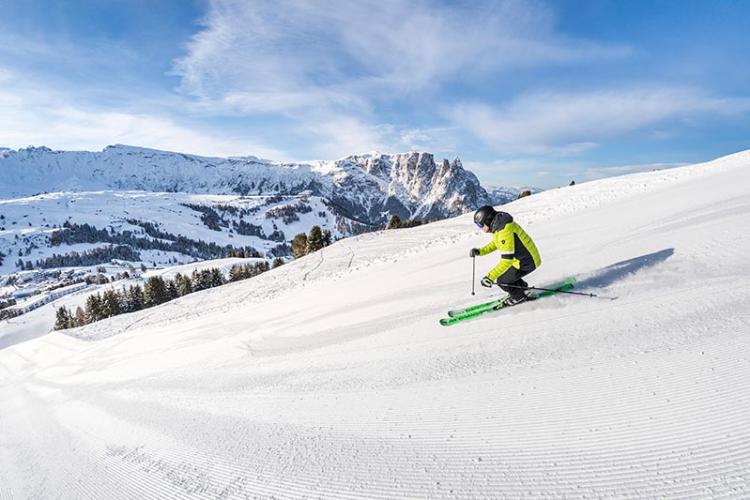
[0,145,496,224]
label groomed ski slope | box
[2,151,750,498]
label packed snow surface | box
[2,151,750,498]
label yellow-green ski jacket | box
[479,212,542,281]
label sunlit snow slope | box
[2,151,750,498]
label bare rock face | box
[331,152,492,223]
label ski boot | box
[504,292,533,306]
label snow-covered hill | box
[0,190,359,276]
[2,150,749,497]
[0,145,492,224]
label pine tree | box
[210,268,224,287]
[166,280,180,300]
[322,229,332,246]
[199,269,213,289]
[190,270,202,291]
[307,226,324,253]
[101,289,122,318]
[229,265,244,282]
[272,257,285,268]
[74,306,86,327]
[291,233,308,259]
[119,287,132,313]
[249,264,259,278]
[127,285,144,311]
[252,264,260,278]
[387,214,402,229]
[143,276,168,307]
[191,270,212,291]
[85,294,103,323]
[175,274,192,296]
[54,306,74,330]
[517,189,533,199]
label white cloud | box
[0,70,286,159]
[172,0,628,154]
[452,87,750,154]
[299,116,391,159]
[396,127,459,153]
[175,0,627,110]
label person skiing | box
[469,205,541,305]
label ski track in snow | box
[2,151,750,498]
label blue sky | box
[1,0,749,188]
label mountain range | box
[0,145,526,224]
[0,145,536,275]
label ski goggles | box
[475,222,484,229]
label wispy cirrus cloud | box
[451,87,750,154]
[175,0,628,105]
[172,0,629,157]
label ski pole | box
[499,282,617,300]
[471,255,476,296]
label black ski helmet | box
[474,205,497,228]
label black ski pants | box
[494,265,534,300]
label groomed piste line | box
[27,331,746,498]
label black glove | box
[469,248,480,258]
[480,276,494,288]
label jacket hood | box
[490,211,513,232]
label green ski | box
[447,297,504,317]
[447,277,576,317]
[440,277,576,326]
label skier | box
[469,205,541,305]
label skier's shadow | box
[575,248,674,290]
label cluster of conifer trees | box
[53,260,280,330]
[34,245,140,269]
[47,220,260,265]
[228,260,278,281]
[181,203,223,231]
[385,215,428,230]
[290,225,333,259]
[265,202,313,224]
